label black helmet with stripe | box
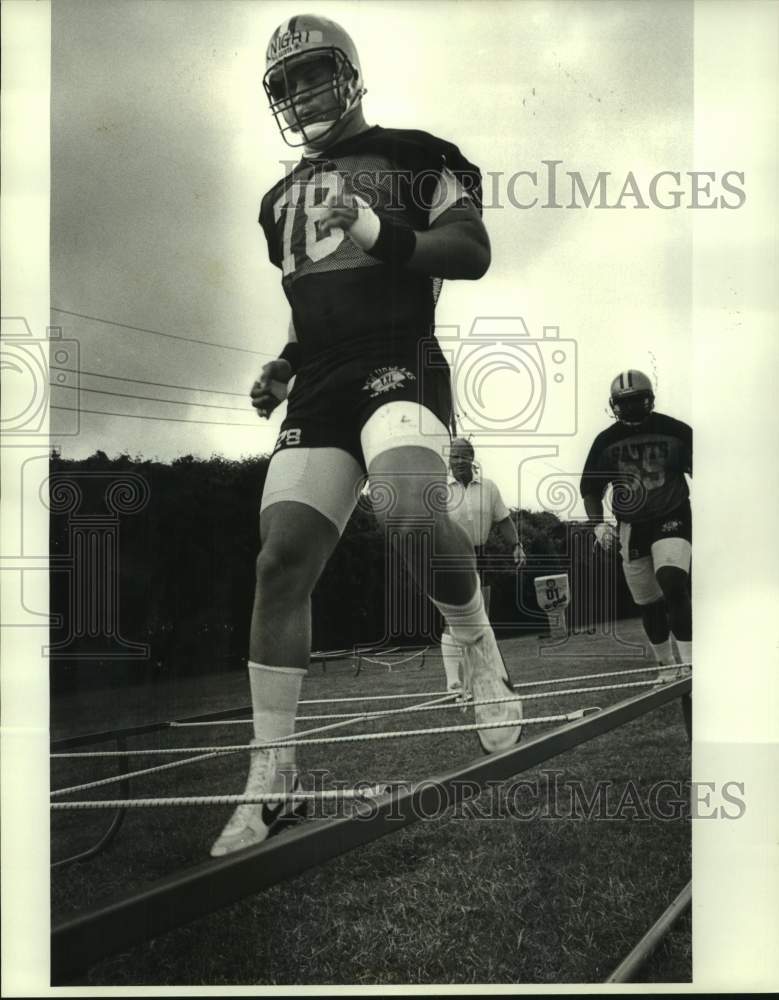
[609,370,655,426]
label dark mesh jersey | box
[258,125,482,366]
[580,412,692,523]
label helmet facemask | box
[610,390,655,426]
[264,49,363,148]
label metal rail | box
[50,706,251,752]
[605,880,692,982]
[51,677,689,982]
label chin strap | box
[301,120,339,153]
[301,76,365,151]
[343,83,366,116]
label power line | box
[539,459,569,475]
[50,307,277,359]
[51,404,261,428]
[51,382,251,413]
[50,365,247,398]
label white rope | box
[300,679,646,720]
[170,692,462,727]
[51,785,390,811]
[51,749,236,798]
[171,679,657,727]
[294,662,689,707]
[52,709,598,758]
[52,714,370,798]
[52,693,456,798]
[50,669,688,786]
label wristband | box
[367,215,417,267]
[279,341,302,376]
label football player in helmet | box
[442,439,526,697]
[263,15,366,150]
[211,15,522,857]
[608,369,655,427]
[580,371,692,735]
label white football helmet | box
[609,370,655,426]
[263,15,366,147]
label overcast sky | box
[50,0,695,517]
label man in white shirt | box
[443,438,526,695]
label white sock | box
[673,637,692,665]
[432,586,490,646]
[248,661,305,773]
[441,631,464,688]
[650,637,675,667]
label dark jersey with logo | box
[258,125,482,368]
[579,412,692,523]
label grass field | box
[51,620,692,986]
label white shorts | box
[360,400,451,469]
[619,526,692,606]
[261,401,451,535]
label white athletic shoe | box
[463,630,523,754]
[210,746,301,858]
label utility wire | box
[50,307,276,359]
[50,365,246,398]
[51,382,250,414]
[51,404,261,428]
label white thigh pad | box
[621,556,663,606]
[360,400,451,469]
[260,447,363,536]
[651,537,691,574]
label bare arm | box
[495,515,518,548]
[494,514,526,567]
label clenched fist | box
[318,191,381,251]
[250,358,292,419]
[594,522,618,552]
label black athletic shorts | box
[274,340,454,470]
[621,500,692,562]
